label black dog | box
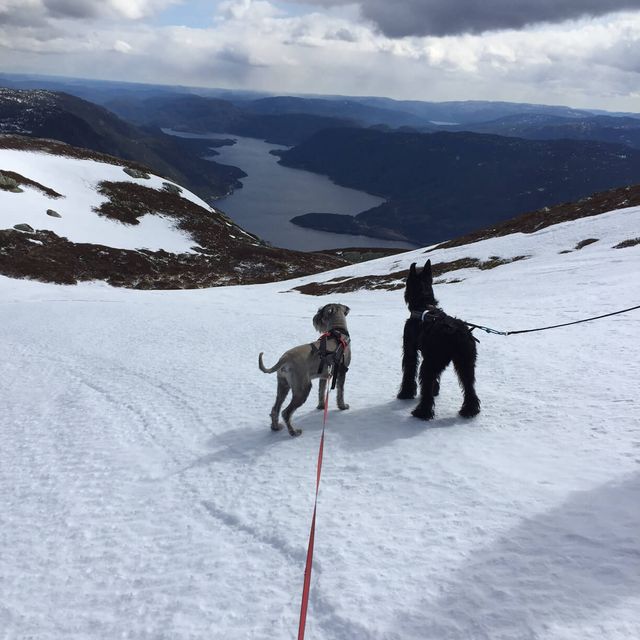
[398,260,480,420]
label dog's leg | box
[270,375,290,431]
[282,381,312,436]
[412,353,451,420]
[453,353,480,418]
[335,365,349,410]
[398,320,419,399]
[316,377,327,410]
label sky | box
[1,0,640,111]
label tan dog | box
[259,303,351,436]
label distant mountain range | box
[103,93,357,146]
[244,96,433,129]
[278,127,640,245]
[441,113,640,149]
[7,73,640,146]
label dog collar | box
[410,306,440,322]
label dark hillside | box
[279,127,640,244]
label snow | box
[1,208,639,639]
[0,149,210,252]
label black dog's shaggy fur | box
[398,260,480,420]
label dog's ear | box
[312,307,324,332]
[422,259,433,284]
[408,263,417,278]
[341,304,350,316]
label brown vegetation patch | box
[313,246,407,264]
[0,228,346,289]
[292,255,529,295]
[432,184,640,251]
[94,181,207,226]
[294,273,406,296]
[478,255,529,269]
[0,170,63,198]
[574,238,599,250]
[613,237,640,249]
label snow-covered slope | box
[1,147,213,252]
[1,205,639,639]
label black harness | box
[312,328,350,388]
[410,306,479,341]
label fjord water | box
[167,131,414,251]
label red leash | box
[297,376,331,639]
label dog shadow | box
[172,424,296,476]
[308,399,473,453]
[391,472,640,638]
[175,396,475,477]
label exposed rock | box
[46,209,62,218]
[123,167,150,180]
[162,181,182,195]
[13,223,34,232]
[0,169,62,198]
[0,172,23,193]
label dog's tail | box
[258,352,286,373]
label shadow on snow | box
[396,472,640,639]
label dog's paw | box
[411,406,434,420]
[397,387,416,400]
[316,403,325,410]
[459,405,480,419]
[338,403,350,410]
[288,427,303,437]
[271,422,284,431]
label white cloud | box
[113,39,132,53]
[217,0,283,21]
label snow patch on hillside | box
[0,148,210,252]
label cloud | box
[217,0,283,21]
[1,0,640,112]
[0,0,179,24]
[113,39,132,53]
[0,0,47,26]
[290,0,640,37]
